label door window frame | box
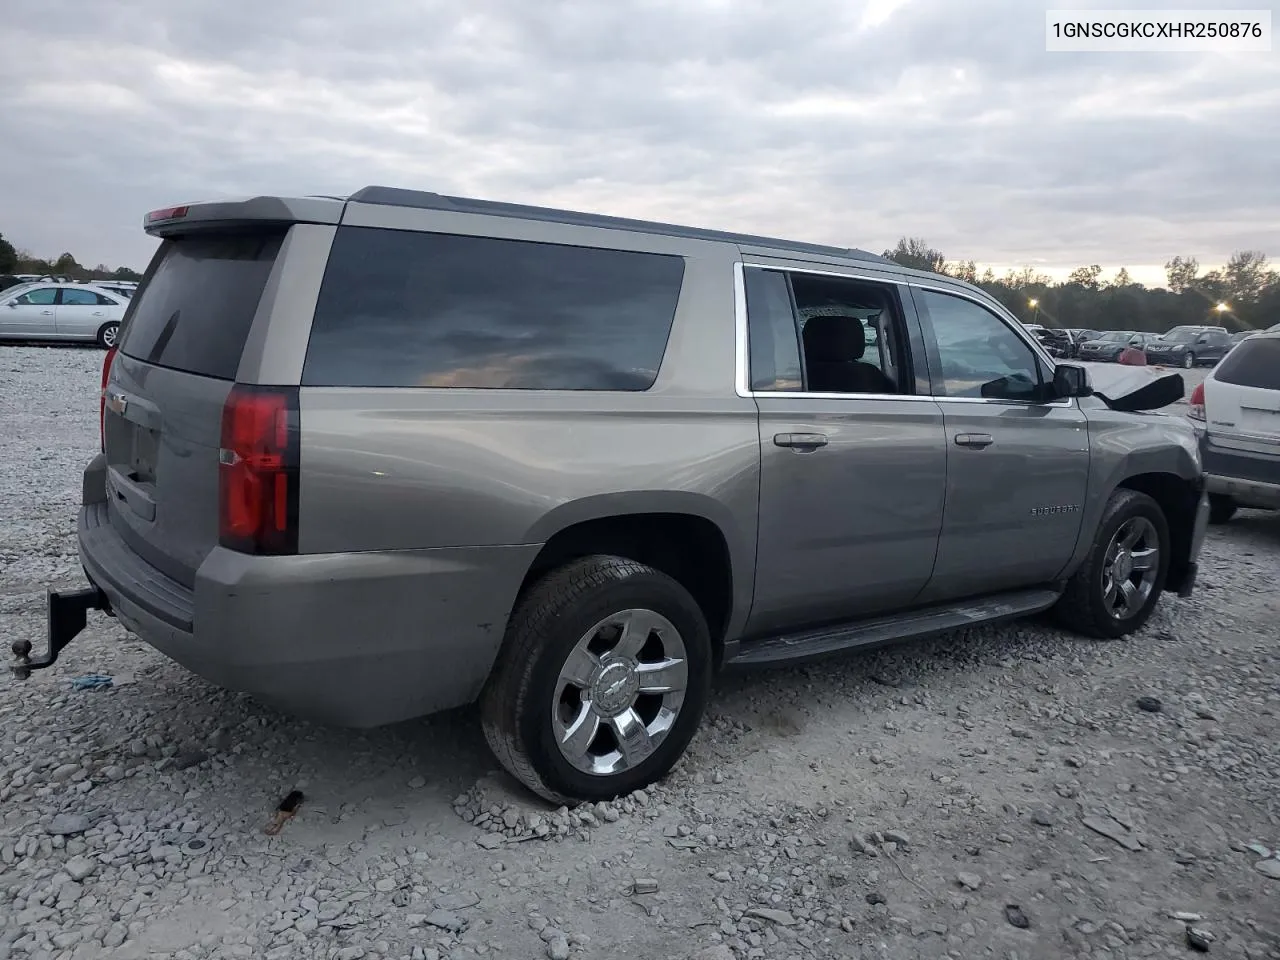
[734,263,1067,406]
[734,261,933,400]
[908,280,1072,408]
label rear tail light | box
[218,385,300,555]
[1188,382,1206,421]
[99,346,117,450]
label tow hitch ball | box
[10,587,108,680]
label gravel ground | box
[1,345,1277,960]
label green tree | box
[1223,250,1275,305]
[1066,264,1102,289]
[0,233,17,273]
[111,266,142,281]
[1107,267,1134,289]
[1163,255,1199,293]
[882,237,946,274]
[946,260,978,283]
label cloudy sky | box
[2,0,1277,286]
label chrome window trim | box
[733,261,1074,408]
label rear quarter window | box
[1214,337,1280,390]
[119,230,285,380]
[302,227,685,390]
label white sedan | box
[0,282,128,348]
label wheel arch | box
[519,493,752,663]
[1112,471,1201,593]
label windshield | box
[1161,330,1198,343]
[1100,331,1134,342]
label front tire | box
[1182,351,1194,369]
[97,322,119,349]
[1208,494,1237,525]
[1054,489,1170,639]
[480,555,712,804]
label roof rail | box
[348,185,891,264]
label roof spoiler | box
[143,196,344,237]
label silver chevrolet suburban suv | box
[18,187,1210,803]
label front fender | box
[1066,407,1203,577]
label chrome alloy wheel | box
[1102,516,1160,619]
[552,608,689,776]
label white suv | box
[1188,330,1280,522]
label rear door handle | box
[774,433,828,449]
[954,433,994,449]
[40,310,53,316]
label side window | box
[16,288,57,306]
[303,228,684,390]
[918,290,1046,402]
[95,293,119,306]
[743,268,802,391]
[789,272,908,395]
[60,288,98,306]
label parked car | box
[91,282,137,300]
[0,281,127,347]
[1077,330,1147,362]
[1033,326,1074,358]
[1144,326,1233,368]
[0,275,26,292]
[17,188,1209,803]
[1065,329,1100,357]
[1188,330,1280,522]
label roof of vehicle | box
[145,186,1039,311]
[346,186,898,266]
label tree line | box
[0,232,142,282]
[881,238,1278,334]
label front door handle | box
[954,433,994,449]
[774,433,829,449]
[40,310,53,316]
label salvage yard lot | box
[1,345,1277,960]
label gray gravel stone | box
[47,814,91,836]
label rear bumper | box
[77,500,540,727]
[1199,430,1280,510]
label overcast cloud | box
[1,0,1276,284]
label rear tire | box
[97,322,119,349]
[480,555,712,804]
[1054,488,1169,639]
[1208,494,1237,525]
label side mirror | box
[1053,363,1093,399]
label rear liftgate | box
[11,587,109,680]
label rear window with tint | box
[302,227,685,390]
[119,230,285,380]
[1213,337,1280,390]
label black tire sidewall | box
[1208,494,1237,524]
[98,322,119,348]
[517,569,712,801]
[1086,493,1170,635]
